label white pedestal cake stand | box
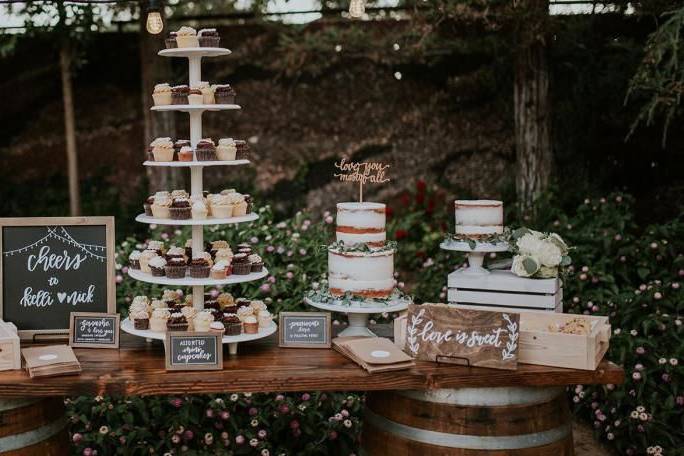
[122,45,276,354]
[304,294,411,338]
[440,239,510,275]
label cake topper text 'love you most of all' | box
[333,158,391,202]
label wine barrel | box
[362,387,574,455]
[0,398,69,455]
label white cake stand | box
[304,293,411,338]
[440,239,509,275]
[121,318,277,355]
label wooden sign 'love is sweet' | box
[405,303,519,370]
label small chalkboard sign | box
[0,217,115,339]
[279,312,331,348]
[69,312,120,349]
[165,332,223,371]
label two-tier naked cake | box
[454,200,503,238]
[328,202,394,298]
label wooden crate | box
[448,269,562,312]
[0,320,21,371]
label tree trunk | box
[514,0,551,212]
[59,43,81,216]
[140,11,181,193]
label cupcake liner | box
[189,265,211,278]
[211,205,233,219]
[210,270,227,280]
[199,36,220,47]
[251,262,264,273]
[165,38,177,49]
[151,267,166,277]
[134,318,150,330]
[169,207,192,220]
[165,265,187,279]
[196,149,217,161]
[143,204,152,216]
[243,322,258,334]
[226,323,242,336]
[232,262,252,275]
[172,94,188,105]
[176,36,199,48]
[167,323,189,332]
[215,94,235,105]
[152,93,172,106]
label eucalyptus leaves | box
[509,228,571,279]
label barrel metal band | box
[0,416,67,452]
[364,409,571,450]
[397,387,564,407]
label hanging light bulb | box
[146,0,164,34]
[349,0,365,18]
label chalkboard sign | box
[69,312,120,349]
[165,332,223,370]
[279,312,331,348]
[0,217,115,339]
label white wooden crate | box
[448,269,562,313]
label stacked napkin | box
[333,337,414,373]
[21,345,81,378]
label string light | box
[349,0,365,18]
[145,0,163,34]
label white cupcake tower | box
[123,45,276,355]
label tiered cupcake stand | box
[121,45,276,355]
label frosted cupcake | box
[210,261,228,280]
[151,192,172,219]
[216,138,237,161]
[257,310,272,329]
[178,146,193,162]
[131,310,149,330]
[151,137,174,162]
[214,247,233,264]
[250,300,267,312]
[243,315,258,334]
[149,256,167,277]
[188,87,203,105]
[248,254,264,272]
[198,81,214,104]
[191,200,208,220]
[198,28,220,47]
[139,250,159,274]
[193,311,214,332]
[151,299,166,310]
[152,83,172,105]
[130,295,151,314]
[129,250,142,269]
[181,306,197,330]
[236,304,254,321]
[229,193,248,217]
[209,194,233,219]
[165,257,187,279]
[175,26,199,48]
[150,309,170,332]
[209,321,225,337]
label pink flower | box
[258,429,267,439]
[266,246,275,253]
[116,275,123,284]
[235,435,245,445]
[183,430,194,441]
[325,216,333,224]
[301,393,311,401]
[83,449,93,456]
[172,434,181,444]
[220,410,230,420]
[259,284,271,294]
[169,398,183,408]
[329,430,338,440]
[206,409,214,418]
[290,419,300,430]
[72,433,83,444]
[275,394,285,401]
[249,407,258,416]
[268,276,276,283]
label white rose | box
[516,233,541,255]
[512,255,540,278]
[537,240,562,267]
[548,233,569,254]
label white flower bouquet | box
[509,228,571,279]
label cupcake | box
[235,140,250,160]
[175,26,199,48]
[232,253,251,275]
[214,247,234,264]
[165,257,187,279]
[129,250,142,269]
[184,239,193,258]
[217,292,235,309]
[230,193,248,217]
[130,295,151,314]
[237,246,252,255]
[162,289,180,303]
[198,28,220,47]
[181,306,197,330]
[152,83,172,106]
[148,240,166,255]
[167,312,189,332]
[213,84,236,104]
[199,81,214,104]
[151,137,174,162]
[166,246,186,262]
[178,146,194,162]
[151,192,172,219]
[139,250,159,274]
[250,300,267,312]
[174,139,191,157]
[170,197,192,220]
[209,194,233,219]
[223,314,242,336]
[165,31,177,49]
[236,304,254,321]
[143,195,154,216]
[192,200,208,220]
[194,311,214,332]
[209,321,225,337]
[243,315,259,334]
[210,261,228,280]
[171,85,190,105]
[248,254,264,272]
[171,189,189,200]
[210,240,229,256]
[150,308,171,332]
[131,310,150,330]
[188,87,203,105]
[244,194,254,213]
[257,310,272,329]
[195,139,217,161]
[189,257,211,278]
[151,299,166,310]
[149,256,167,277]
[216,138,237,161]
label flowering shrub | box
[68,183,683,455]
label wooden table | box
[0,332,623,456]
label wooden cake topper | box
[334,157,390,202]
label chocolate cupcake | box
[171,85,190,105]
[237,247,252,255]
[211,309,224,322]
[235,297,251,308]
[165,257,187,279]
[144,195,154,216]
[189,257,211,278]
[174,139,190,160]
[185,239,193,259]
[222,314,242,336]
[147,145,154,161]
[248,254,264,272]
[204,299,220,310]
[129,250,142,270]
[133,313,150,330]
[165,32,177,49]
[170,197,192,220]
[235,140,250,160]
[243,194,254,213]
[149,256,167,277]
[213,84,236,104]
[195,139,217,161]
[167,313,189,332]
[198,28,220,47]
[232,253,251,275]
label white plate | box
[151,104,241,113]
[128,267,268,286]
[440,240,510,253]
[135,212,258,226]
[143,159,249,168]
[304,296,411,314]
[121,318,277,344]
[158,47,231,58]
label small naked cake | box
[453,200,504,239]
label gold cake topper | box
[334,157,391,202]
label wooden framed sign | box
[279,312,332,348]
[405,303,519,370]
[69,312,120,349]
[0,217,116,339]
[165,332,223,370]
